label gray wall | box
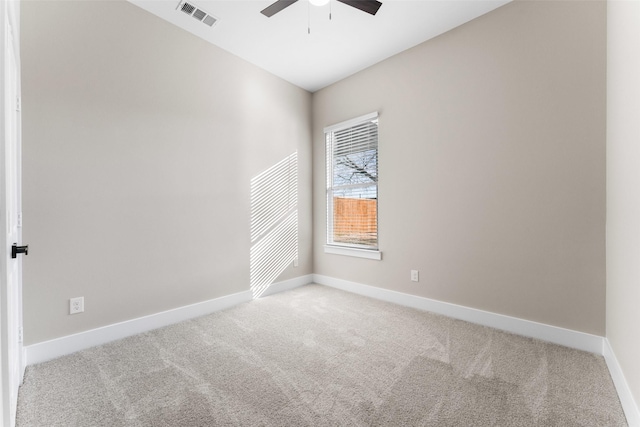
[607,0,640,411]
[21,0,312,345]
[313,0,606,335]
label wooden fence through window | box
[333,197,377,246]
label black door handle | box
[11,244,28,259]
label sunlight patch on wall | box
[250,152,298,299]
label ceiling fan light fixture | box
[261,0,381,18]
[309,0,330,7]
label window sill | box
[324,245,382,260]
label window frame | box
[324,112,381,260]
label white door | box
[1,1,25,426]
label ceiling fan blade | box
[336,0,382,16]
[261,0,299,17]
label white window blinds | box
[325,112,379,250]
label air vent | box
[202,15,217,27]
[192,8,206,21]
[177,1,218,28]
[180,2,195,15]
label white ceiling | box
[128,0,511,92]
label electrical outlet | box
[70,297,84,315]
[411,270,419,282]
[293,257,299,267]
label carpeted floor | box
[17,284,627,426]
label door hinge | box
[18,327,23,344]
[16,97,21,112]
[17,212,22,228]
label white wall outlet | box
[70,297,84,315]
[293,257,299,267]
[411,270,419,282]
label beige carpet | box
[17,284,627,426]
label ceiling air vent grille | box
[192,8,207,21]
[202,15,216,27]
[180,2,195,15]
[177,1,218,28]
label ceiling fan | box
[261,0,382,18]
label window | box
[325,112,380,258]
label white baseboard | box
[313,274,604,355]
[26,275,313,366]
[261,274,313,297]
[604,339,640,427]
